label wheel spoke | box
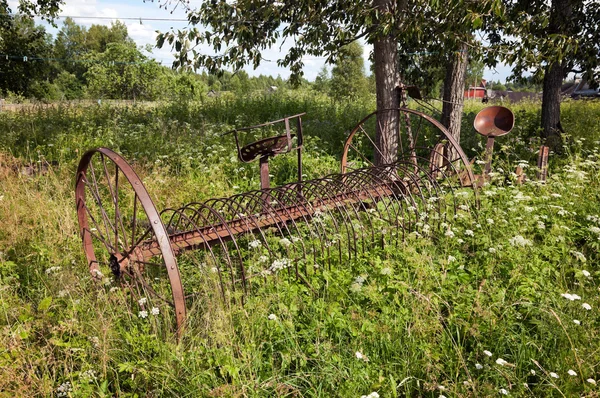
[88,162,117,242]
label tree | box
[0,15,54,96]
[84,42,163,100]
[329,42,368,102]
[158,0,414,164]
[488,0,600,142]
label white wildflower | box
[509,235,532,247]
[530,369,536,375]
[360,393,379,398]
[138,310,148,319]
[582,270,591,277]
[550,372,559,379]
[561,293,582,301]
[499,388,509,395]
[279,237,292,247]
[487,218,494,224]
[465,229,474,237]
[475,363,483,369]
[582,303,592,310]
[249,240,261,249]
[496,358,508,366]
[438,385,446,391]
[268,313,277,321]
[45,266,62,275]
[151,307,160,316]
[573,319,581,325]
[484,350,493,357]
[138,297,147,306]
[448,255,456,263]
[568,369,577,376]
[258,255,268,263]
[355,351,369,362]
[571,251,587,262]
[488,247,497,254]
[380,267,392,275]
[445,229,455,238]
[537,221,545,230]
[457,238,464,244]
[587,379,597,385]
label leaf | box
[38,296,52,312]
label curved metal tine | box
[398,157,445,220]
[203,196,275,259]
[357,121,386,164]
[332,169,380,246]
[410,109,425,146]
[178,202,241,295]
[194,202,248,294]
[321,174,366,256]
[161,207,227,303]
[384,162,427,234]
[130,262,175,307]
[86,160,116,248]
[409,148,468,219]
[225,190,300,284]
[306,177,356,263]
[350,166,407,246]
[326,169,376,249]
[271,184,328,265]
[398,150,452,215]
[100,153,129,252]
[297,179,344,267]
[263,190,309,280]
[393,160,442,230]
[366,164,414,244]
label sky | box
[11,0,514,83]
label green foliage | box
[1,93,600,397]
[84,42,164,101]
[0,15,54,96]
[329,42,369,102]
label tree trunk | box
[540,0,573,144]
[373,0,402,166]
[441,42,468,157]
[541,61,564,140]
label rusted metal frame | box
[330,171,382,248]
[537,145,549,182]
[75,148,186,336]
[270,185,328,264]
[257,189,309,280]
[85,163,117,252]
[369,163,422,242]
[356,165,412,242]
[296,116,304,194]
[335,168,398,249]
[203,197,273,259]
[161,208,228,302]
[306,177,359,262]
[392,159,446,233]
[322,174,371,258]
[295,178,342,265]
[366,163,423,239]
[411,146,473,215]
[179,202,247,294]
[100,153,130,253]
[400,108,418,171]
[223,112,307,136]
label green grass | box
[1,93,600,397]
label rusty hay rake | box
[75,108,480,336]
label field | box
[1,92,600,397]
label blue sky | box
[13,0,514,83]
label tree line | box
[0,16,296,102]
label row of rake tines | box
[151,159,468,301]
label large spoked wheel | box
[341,108,476,188]
[75,148,186,336]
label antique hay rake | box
[75,108,478,336]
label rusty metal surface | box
[76,111,478,337]
[75,148,187,337]
[537,145,550,182]
[474,106,514,137]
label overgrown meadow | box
[1,91,600,397]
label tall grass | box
[0,93,599,397]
